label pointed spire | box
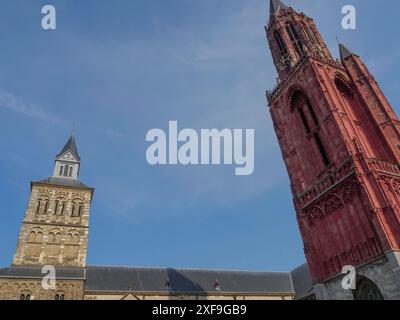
[270,0,288,16]
[339,42,355,61]
[57,134,80,161]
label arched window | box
[285,23,304,57]
[54,198,66,215]
[20,293,31,300]
[36,232,43,243]
[55,293,65,300]
[59,166,64,176]
[48,232,55,243]
[66,234,73,243]
[28,231,36,242]
[36,197,49,214]
[73,234,80,243]
[71,200,83,217]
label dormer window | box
[59,166,63,176]
[213,280,221,290]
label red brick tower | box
[266,0,400,299]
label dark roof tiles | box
[57,135,80,160]
[84,265,294,294]
[33,177,92,189]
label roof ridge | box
[87,264,290,274]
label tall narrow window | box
[298,108,311,134]
[286,23,304,57]
[64,165,69,177]
[274,31,291,70]
[302,22,318,45]
[36,200,41,213]
[78,204,83,217]
[59,166,63,176]
[306,99,319,126]
[54,201,59,215]
[69,167,73,177]
[274,31,288,55]
[43,200,48,214]
[314,133,330,167]
[60,202,65,215]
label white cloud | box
[0,91,65,125]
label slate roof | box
[290,263,314,300]
[84,265,294,294]
[339,43,354,61]
[0,266,85,280]
[0,264,313,297]
[33,177,92,189]
[57,135,80,161]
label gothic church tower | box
[266,0,400,299]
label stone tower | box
[13,134,94,268]
[266,0,400,299]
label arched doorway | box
[353,276,384,300]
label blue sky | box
[0,0,399,272]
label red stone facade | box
[266,4,400,283]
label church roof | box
[0,264,314,298]
[339,43,355,61]
[57,134,80,161]
[33,177,92,189]
[0,266,85,279]
[84,265,294,294]
[290,263,314,300]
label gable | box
[57,152,78,163]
